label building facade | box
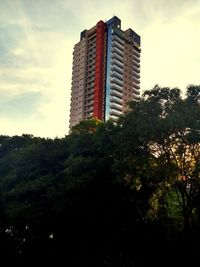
[69,16,141,128]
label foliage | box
[0,84,199,265]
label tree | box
[119,84,200,231]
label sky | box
[0,0,200,138]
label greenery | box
[0,85,200,266]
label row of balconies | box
[110,108,122,117]
[86,66,95,74]
[110,70,123,81]
[110,88,123,98]
[133,77,140,84]
[84,113,93,120]
[86,58,95,65]
[87,47,96,54]
[110,95,123,105]
[86,68,95,75]
[133,48,140,58]
[88,42,96,47]
[133,60,140,69]
[86,56,95,63]
[111,57,123,68]
[87,49,95,54]
[85,105,94,112]
[111,52,123,63]
[86,81,95,89]
[132,93,140,100]
[85,73,94,83]
[87,35,96,43]
[86,71,95,80]
[109,114,119,121]
[85,94,94,102]
[87,52,95,58]
[132,91,140,98]
[110,76,123,87]
[133,74,140,81]
[85,80,95,88]
[112,40,124,52]
[133,81,140,90]
[110,82,123,93]
[133,72,140,79]
[85,89,94,96]
[111,45,123,57]
[112,35,124,46]
[110,89,122,98]
[111,64,123,75]
[110,102,122,112]
[133,54,140,63]
[85,81,95,89]
[133,65,140,74]
[87,60,95,67]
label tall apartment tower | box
[69,16,141,128]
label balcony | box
[85,112,93,119]
[86,57,95,65]
[110,108,122,116]
[110,96,122,104]
[132,87,140,95]
[133,66,140,74]
[110,102,122,111]
[112,35,124,46]
[85,93,94,100]
[133,77,140,84]
[85,105,93,112]
[132,81,140,90]
[110,70,123,80]
[110,82,123,93]
[110,76,123,87]
[133,49,140,58]
[111,64,123,75]
[111,57,123,68]
[133,54,140,63]
[110,89,122,99]
[132,93,140,100]
[133,74,140,81]
[86,64,95,71]
[85,98,94,105]
[109,114,119,121]
[111,52,123,63]
[111,46,123,57]
[86,72,95,80]
[113,40,124,52]
[133,60,140,69]
[86,82,95,90]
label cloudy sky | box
[1,0,200,138]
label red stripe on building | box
[93,21,105,120]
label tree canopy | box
[0,85,199,266]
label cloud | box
[0,91,45,120]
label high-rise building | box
[69,16,141,128]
